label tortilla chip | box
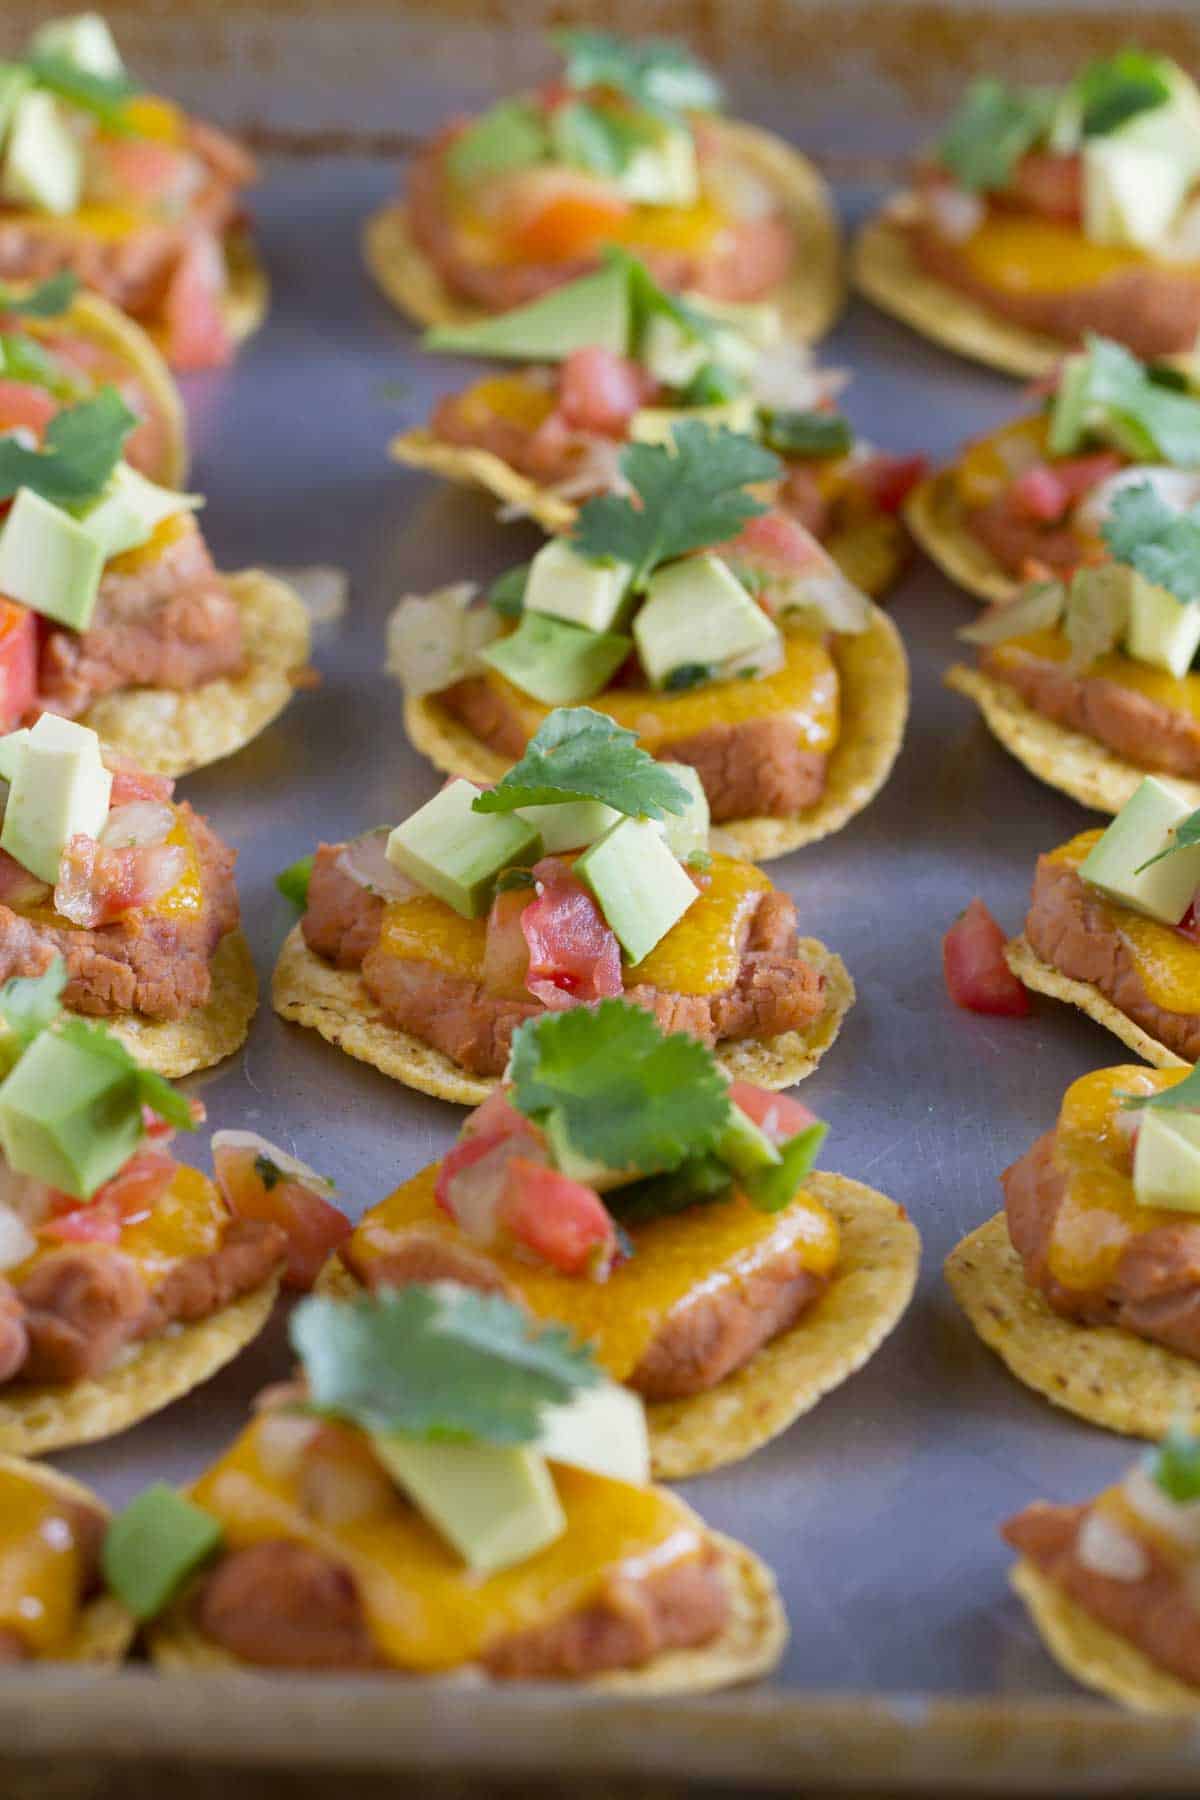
[364,118,843,344]
[905,470,1017,606]
[1004,933,1187,1070]
[0,1275,280,1457]
[272,922,854,1104]
[222,229,269,349]
[852,198,1066,379]
[0,1454,136,1664]
[405,605,908,864]
[1010,1559,1200,1715]
[82,570,311,778]
[946,1210,1200,1438]
[103,927,258,1079]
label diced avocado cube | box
[0,1024,145,1198]
[29,14,126,79]
[1,90,82,216]
[386,777,541,919]
[523,538,633,634]
[101,1485,222,1623]
[1083,140,1189,251]
[1078,775,1200,924]
[370,1434,565,1575]
[616,124,699,207]
[1,713,111,884]
[445,99,548,190]
[535,1380,650,1485]
[1134,1108,1200,1213]
[424,259,631,361]
[0,488,105,631]
[655,762,709,859]
[515,797,622,853]
[575,815,697,963]
[718,1103,782,1178]
[630,396,757,445]
[75,463,202,563]
[634,553,782,691]
[481,613,632,706]
[1125,572,1200,678]
[0,65,33,145]
[0,728,29,785]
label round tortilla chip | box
[82,569,311,778]
[405,605,908,863]
[271,923,855,1104]
[1010,1558,1200,1715]
[943,662,1193,816]
[945,1211,1200,1438]
[103,927,259,1079]
[0,1275,280,1457]
[0,1453,136,1664]
[363,118,843,344]
[905,470,1017,606]
[221,229,269,349]
[1004,933,1187,1071]
[852,199,1066,380]
[147,1524,786,1691]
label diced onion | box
[386,583,501,698]
[777,568,872,636]
[259,564,349,627]
[99,801,175,849]
[1076,1509,1150,1582]
[959,579,1066,646]
[336,829,421,902]
[300,1448,396,1527]
[1124,1460,1200,1554]
[925,184,985,243]
[1075,466,1200,536]
[255,1412,320,1482]
[751,344,845,413]
[0,1206,35,1272]
[538,438,628,505]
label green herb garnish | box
[473,706,691,822]
[552,29,722,119]
[487,562,531,618]
[0,273,78,318]
[1102,481,1200,605]
[55,1015,198,1133]
[938,77,1057,192]
[608,1153,734,1225]
[0,959,67,1052]
[25,52,141,133]
[276,854,314,910]
[1075,50,1173,138]
[1052,337,1200,467]
[759,408,854,459]
[1152,1423,1200,1503]
[0,386,134,507]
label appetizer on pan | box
[123,1285,787,1687]
[946,481,1200,814]
[396,250,922,593]
[0,13,265,370]
[946,1061,1200,1438]
[273,706,854,1105]
[1007,1429,1200,1714]
[321,1001,920,1479]
[391,424,908,862]
[366,30,841,342]
[0,1453,133,1664]
[0,386,309,775]
[856,52,1200,378]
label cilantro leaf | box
[611,248,720,361]
[0,273,78,318]
[1076,51,1172,138]
[1122,1065,1200,1113]
[572,422,780,590]
[509,999,732,1177]
[0,387,135,507]
[26,53,141,133]
[608,1153,735,1225]
[473,706,691,821]
[53,1016,197,1132]
[1052,336,1200,467]
[1102,482,1200,604]
[0,958,65,1050]
[488,562,530,618]
[552,29,722,119]
[1152,1423,1200,1504]
[938,78,1056,191]
[1133,806,1200,873]
[291,1285,599,1446]
[446,100,548,187]
[550,101,651,179]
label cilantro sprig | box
[1152,1423,1200,1504]
[25,52,141,133]
[552,29,722,120]
[572,422,780,591]
[0,960,66,1054]
[1052,337,1200,466]
[1102,482,1200,605]
[1133,808,1200,874]
[0,386,134,507]
[473,707,691,822]
[938,78,1057,192]
[55,1016,198,1133]
[1075,51,1172,138]
[0,273,78,319]
[291,1286,599,1446]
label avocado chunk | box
[76,463,202,563]
[1083,140,1189,251]
[0,728,29,785]
[575,815,697,962]
[370,1433,565,1575]
[0,488,105,630]
[523,538,633,634]
[718,1103,782,1178]
[1078,775,1200,925]
[424,260,631,361]
[101,1485,222,1623]
[481,613,633,706]
[0,1024,145,1198]
[1,90,82,216]
[386,777,541,919]
[634,553,782,691]
[1,713,112,884]
[630,396,757,445]
[536,1379,650,1485]
[1124,571,1200,677]
[656,762,709,859]
[29,13,126,79]
[0,65,33,144]
[515,797,622,853]
[1133,1108,1200,1213]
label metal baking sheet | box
[8,5,1200,1791]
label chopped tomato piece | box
[108,767,176,807]
[53,835,186,927]
[728,1081,819,1144]
[42,1148,177,1243]
[725,509,827,575]
[0,380,57,439]
[212,1134,349,1291]
[857,453,929,515]
[943,899,1030,1017]
[1006,151,1083,223]
[162,234,233,373]
[497,1155,619,1279]
[98,137,192,204]
[482,885,533,1000]
[522,861,623,1009]
[460,1086,535,1146]
[1179,900,1200,944]
[1006,454,1123,524]
[435,1129,533,1243]
[506,169,631,262]
[0,599,37,733]
[558,347,649,437]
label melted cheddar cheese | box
[0,1468,93,1657]
[454,375,556,433]
[348,1162,839,1382]
[8,1165,228,1291]
[955,414,1049,511]
[1050,831,1200,1015]
[11,809,205,931]
[190,1416,707,1672]
[990,627,1200,721]
[960,214,1200,296]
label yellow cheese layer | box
[961,214,1200,296]
[1050,830,1200,1014]
[0,1468,92,1657]
[990,627,1200,719]
[456,375,556,432]
[12,811,204,930]
[10,1165,228,1291]
[190,1416,706,1672]
[955,414,1048,510]
[348,1162,839,1382]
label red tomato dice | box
[0,599,37,733]
[497,1156,619,1279]
[212,1133,350,1290]
[943,899,1030,1016]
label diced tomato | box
[1006,151,1083,223]
[141,1096,204,1145]
[558,347,648,437]
[505,169,631,262]
[725,509,827,576]
[41,1148,177,1243]
[522,860,623,1009]
[857,453,929,515]
[435,1128,535,1242]
[1005,453,1123,524]
[943,899,1031,1017]
[0,380,57,440]
[728,1081,819,1145]
[53,835,186,928]
[460,1086,535,1146]
[212,1134,350,1291]
[497,1155,620,1279]
[97,137,192,205]
[108,767,176,807]
[1179,900,1200,944]
[0,849,49,910]
[162,234,233,373]
[0,599,37,734]
[482,885,533,1000]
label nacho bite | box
[367,30,839,343]
[856,53,1200,378]
[0,386,308,776]
[273,706,854,1105]
[0,1453,133,1663]
[126,1286,785,1685]
[323,1002,920,1479]
[0,13,264,370]
[393,423,908,862]
[909,337,1200,606]
[946,1062,1200,1438]
[397,250,921,593]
